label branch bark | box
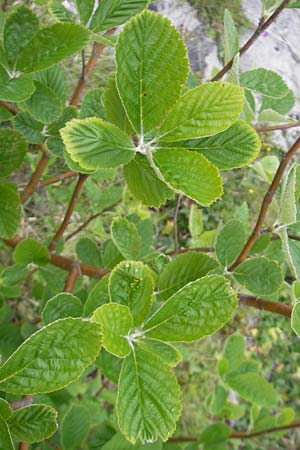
[48,174,88,251]
[21,147,51,203]
[211,0,291,81]
[38,171,77,188]
[229,136,300,271]
[64,263,81,293]
[70,30,115,107]
[238,294,292,317]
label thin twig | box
[238,294,292,318]
[48,174,88,251]
[255,121,300,132]
[4,236,108,279]
[0,99,17,113]
[70,29,115,106]
[173,194,182,254]
[38,171,77,188]
[211,0,291,81]
[229,136,300,271]
[64,263,81,293]
[21,148,51,203]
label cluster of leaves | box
[1,1,300,449]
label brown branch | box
[211,0,291,81]
[170,420,300,443]
[70,29,115,106]
[4,236,108,279]
[10,397,33,410]
[229,136,300,271]
[48,174,88,251]
[238,294,292,318]
[2,0,9,11]
[173,194,182,254]
[21,146,51,203]
[64,263,81,293]
[255,121,300,132]
[0,99,17,114]
[38,171,77,188]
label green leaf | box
[109,261,154,325]
[279,164,300,225]
[34,64,67,102]
[16,23,90,73]
[95,348,122,384]
[8,404,57,443]
[167,120,261,170]
[225,372,278,407]
[0,182,21,238]
[102,239,124,269]
[60,405,90,450]
[223,333,245,373]
[74,0,95,25]
[92,303,132,357]
[0,66,36,102]
[3,5,39,65]
[216,220,246,267]
[84,275,110,317]
[0,416,14,450]
[103,78,133,134]
[157,82,244,142]
[49,1,74,22]
[76,237,102,266]
[199,423,231,445]
[223,9,239,63]
[102,433,162,450]
[116,10,188,135]
[24,81,63,124]
[240,68,289,98]
[0,318,102,394]
[111,217,141,260]
[13,111,44,144]
[0,128,27,178]
[13,238,50,266]
[153,148,223,206]
[79,88,106,119]
[117,346,181,443]
[261,88,294,114]
[137,338,182,367]
[61,118,135,170]
[124,153,174,207]
[0,398,12,420]
[47,106,78,157]
[189,205,203,242]
[280,231,300,281]
[91,0,150,32]
[158,252,219,301]
[41,293,83,324]
[291,302,300,336]
[233,256,283,296]
[144,275,237,341]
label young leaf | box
[233,256,283,296]
[0,66,36,102]
[157,82,244,142]
[103,78,133,134]
[261,88,294,114]
[223,334,245,373]
[60,405,90,450]
[116,10,188,135]
[109,260,154,325]
[0,129,27,178]
[3,5,39,65]
[95,348,122,384]
[144,275,238,341]
[13,238,50,266]
[137,338,182,367]
[8,404,57,443]
[158,252,219,301]
[84,275,110,317]
[61,118,135,170]
[0,398,12,420]
[0,416,14,450]
[41,293,83,324]
[24,81,63,124]
[153,148,223,206]
[76,237,102,266]
[74,0,95,26]
[166,120,261,170]
[0,318,102,394]
[117,346,181,443]
[223,9,239,63]
[240,68,289,98]
[16,23,90,73]
[124,153,174,207]
[291,301,300,336]
[280,230,300,281]
[92,303,132,357]
[111,217,141,260]
[225,372,278,407]
[13,111,44,144]
[34,64,68,104]
[0,183,21,238]
[91,0,150,32]
[279,164,300,225]
[79,88,106,119]
[216,220,246,267]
